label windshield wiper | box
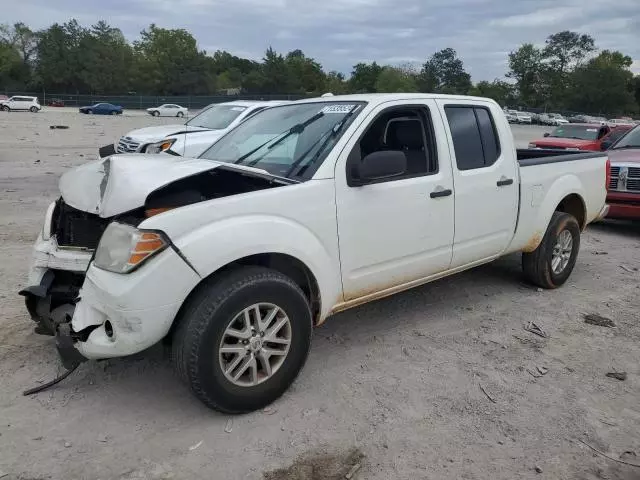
[285,107,358,178]
[234,111,325,166]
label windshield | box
[186,104,248,129]
[548,125,599,140]
[199,101,365,180]
[611,125,640,149]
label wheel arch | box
[165,252,322,344]
[554,193,586,230]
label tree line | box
[1,20,639,115]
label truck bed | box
[517,149,604,166]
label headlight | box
[145,138,176,154]
[93,222,168,273]
[528,143,537,149]
[41,201,57,241]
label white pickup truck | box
[108,100,285,158]
[22,94,610,413]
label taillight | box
[605,158,611,191]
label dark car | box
[79,103,123,115]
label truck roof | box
[294,93,498,107]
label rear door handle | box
[497,178,514,187]
[430,189,452,198]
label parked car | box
[505,110,518,123]
[47,99,65,107]
[111,100,286,158]
[79,103,123,115]
[607,118,634,127]
[548,113,569,125]
[605,124,640,220]
[528,124,633,151]
[516,111,532,124]
[146,104,188,117]
[0,95,8,101]
[0,95,41,112]
[21,93,610,412]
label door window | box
[445,106,501,170]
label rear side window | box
[445,106,501,170]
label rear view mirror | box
[353,151,407,185]
[543,132,550,137]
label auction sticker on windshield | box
[321,104,356,114]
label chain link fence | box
[1,92,307,110]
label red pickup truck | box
[529,124,633,152]
[606,125,640,220]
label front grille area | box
[52,200,110,250]
[609,165,640,192]
[116,136,141,153]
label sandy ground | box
[0,110,639,480]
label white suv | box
[0,96,41,112]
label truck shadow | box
[588,219,640,239]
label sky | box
[5,0,640,81]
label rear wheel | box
[522,212,581,289]
[30,106,38,113]
[176,111,184,118]
[172,266,312,413]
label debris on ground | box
[524,321,547,338]
[263,407,278,415]
[592,251,608,255]
[620,451,637,461]
[479,383,497,403]
[527,368,542,378]
[534,465,543,473]
[583,314,616,328]
[64,441,72,448]
[619,264,638,273]
[262,447,365,480]
[577,439,640,468]
[189,440,203,451]
[224,419,233,433]
[606,372,627,381]
[49,125,69,129]
[536,366,548,376]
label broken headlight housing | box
[93,222,168,273]
[145,138,176,154]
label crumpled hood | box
[124,124,213,143]
[59,154,269,218]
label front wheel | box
[2,106,10,112]
[30,106,38,113]
[111,110,117,115]
[87,109,92,115]
[152,110,160,117]
[172,266,312,413]
[522,212,581,289]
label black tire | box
[111,110,117,115]
[2,106,10,112]
[176,111,184,118]
[152,110,160,117]
[172,266,312,413]
[30,106,38,113]
[522,211,581,289]
[87,109,92,115]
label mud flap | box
[56,323,87,370]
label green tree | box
[324,71,347,94]
[569,50,636,115]
[375,66,418,92]
[348,62,383,93]
[285,49,325,94]
[418,48,471,94]
[470,80,516,107]
[507,43,544,107]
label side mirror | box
[600,140,612,151]
[543,132,550,137]
[352,151,407,185]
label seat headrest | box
[386,119,424,150]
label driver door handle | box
[497,177,514,187]
[430,188,452,198]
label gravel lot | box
[0,110,639,480]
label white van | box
[0,96,41,112]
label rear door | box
[437,100,519,268]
